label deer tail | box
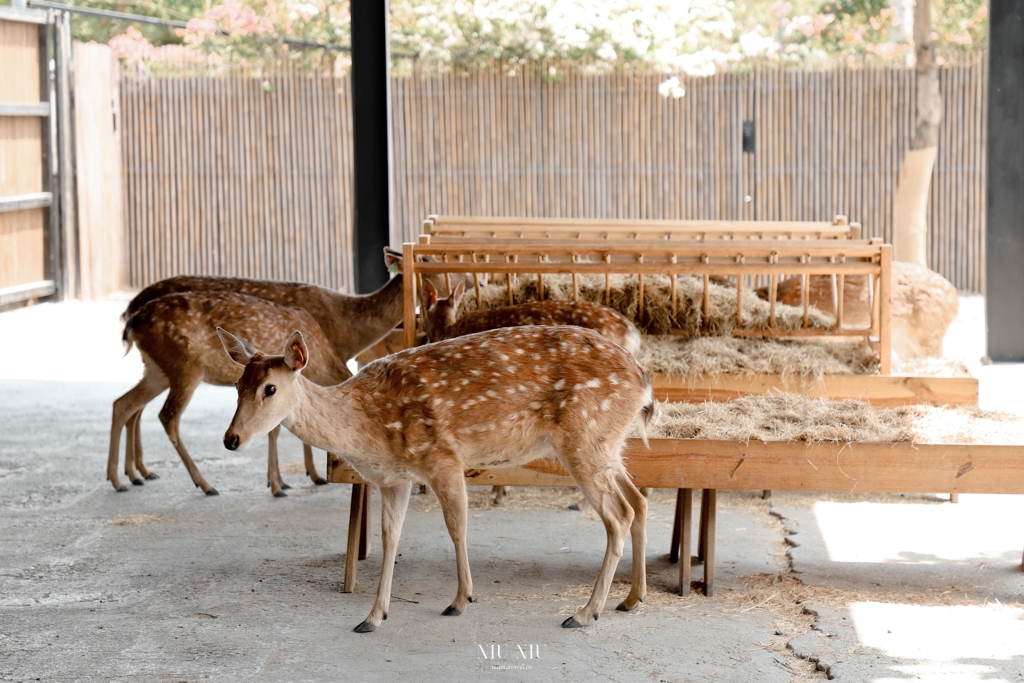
[121,315,136,356]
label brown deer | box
[117,248,407,490]
[219,325,653,631]
[109,292,352,496]
[420,280,643,357]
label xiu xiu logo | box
[478,643,541,667]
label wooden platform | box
[327,438,1024,595]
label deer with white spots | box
[109,293,352,496]
[420,281,642,357]
[218,325,653,631]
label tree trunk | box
[912,0,942,148]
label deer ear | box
[451,281,465,308]
[383,247,403,274]
[217,327,256,366]
[283,331,308,371]
[422,280,438,307]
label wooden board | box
[328,439,1024,494]
[0,18,40,103]
[73,42,125,299]
[652,373,979,407]
[0,208,44,289]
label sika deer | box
[119,248,406,487]
[219,326,653,631]
[420,281,642,357]
[110,293,352,496]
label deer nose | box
[224,434,240,451]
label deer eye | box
[265,385,276,397]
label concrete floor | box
[1,295,1023,682]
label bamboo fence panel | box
[121,64,988,292]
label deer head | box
[419,280,465,341]
[218,327,309,452]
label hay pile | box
[639,336,879,379]
[463,273,836,335]
[635,394,1024,444]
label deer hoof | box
[116,485,130,493]
[615,601,636,612]
[314,477,328,485]
[205,488,220,496]
[273,490,288,498]
[441,606,462,617]
[281,483,292,490]
[145,473,160,481]
[468,596,473,603]
[131,478,144,486]
[353,621,376,633]
[561,616,584,628]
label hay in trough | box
[638,336,879,380]
[635,394,1024,444]
[461,273,836,335]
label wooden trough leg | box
[697,489,709,564]
[949,492,959,504]
[669,489,684,564]
[343,483,366,593]
[678,488,693,595]
[359,484,372,560]
[703,489,717,597]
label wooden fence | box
[121,63,987,293]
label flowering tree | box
[91,0,987,74]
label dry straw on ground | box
[637,394,1024,444]
[105,514,163,526]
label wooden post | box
[669,488,684,564]
[402,242,417,349]
[702,489,717,597]
[343,483,366,593]
[678,488,693,596]
[879,245,892,374]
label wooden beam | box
[651,373,978,407]
[0,192,52,213]
[329,440,1024,494]
[0,103,50,117]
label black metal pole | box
[350,0,392,294]
[986,0,1024,361]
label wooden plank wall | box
[0,18,45,291]
[73,42,126,298]
[121,64,987,293]
[121,74,355,291]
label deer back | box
[425,298,642,357]
[337,326,652,471]
[126,292,351,388]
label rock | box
[889,261,958,359]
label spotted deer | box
[116,248,407,491]
[420,281,642,358]
[110,292,352,496]
[219,325,653,631]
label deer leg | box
[428,467,474,617]
[122,409,144,486]
[562,468,634,628]
[306,443,328,485]
[158,379,217,495]
[354,482,412,633]
[267,425,287,497]
[615,472,648,613]
[128,409,158,481]
[492,485,506,505]
[107,372,168,492]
